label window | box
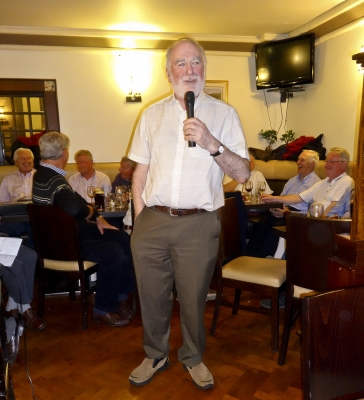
[0,79,60,165]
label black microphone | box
[184,91,196,147]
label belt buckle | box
[169,208,179,217]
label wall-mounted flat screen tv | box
[255,33,315,90]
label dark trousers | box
[246,213,285,258]
[78,223,135,312]
[0,245,37,304]
[0,222,34,249]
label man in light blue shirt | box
[247,150,320,257]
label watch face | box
[219,145,224,153]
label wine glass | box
[245,180,253,203]
[87,185,95,205]
[257,181,266,203]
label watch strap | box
[210,143,223,157]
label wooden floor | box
[11,290,302,400]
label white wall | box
[0,23,362,162]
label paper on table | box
[0,237,22,267]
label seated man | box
[223,153,273,195]
[262,147,354,218]
[3,244,46,331]
[0,148,35,202]
[110,156,136,232]
[0,148,35,248]
[247,150,321,258]
[111,156,136,193]
[68,150,112,202]
[32,132,135,327]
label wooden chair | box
[27,204,99,330]
[301,286,364,400]
[210,197,286,351]
[278,214,351,365]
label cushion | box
[222,256,286,287]
[44,259,97,271]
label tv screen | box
[255,33,315,90]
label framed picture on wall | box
[204,80,228,102]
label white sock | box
[6,297,17,312]
[19,304,31,314]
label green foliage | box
[258,129,278,148]
[280,130,296,144]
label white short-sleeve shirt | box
[128,92,249,211]
[299,172,353,210]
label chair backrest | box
[301,286,364,400]
[27,204,83,264]
[285,214,351,292]
[224,192,247,255]
[218,197,244,266]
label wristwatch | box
[210,143,224,157]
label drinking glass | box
[257,181,266,203]
[115,185,128,208]
[245,180,253,203]
[309,202,324,218]
[94,188,105,211]
[87,185,95,205]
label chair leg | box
[67,279,77,302]
[210,281,223,336]
[278,291,294,365]
[38,271,45,318]
[270,289,279,352]
[80,283,88,330]
[232,289,241,315]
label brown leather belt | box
[150,205,207,217]
[123,225,133,230]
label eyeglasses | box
[324,160,344,164]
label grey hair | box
[14,148,34,162]
[39,131,70,160]
[166,37,206,72]
[121,156,136,170]
[74,149,93,162]
[300,150,319,167]
[329,147,350,163]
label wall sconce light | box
[126,76,142,103]
[355,45,364,73]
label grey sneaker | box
[183,362,214,390]
[129,357,169,386]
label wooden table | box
[244,201,283,213]
[273,225,286,239]
[99,207,127,218]
[0,202,30,223]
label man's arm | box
[132,163,149,219]
[261,193,302,204]
[223,179,239,192]
[323,201,338,217]
[183,117,250,183]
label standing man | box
[128,38,250,389]
[262,147,354,217]
[68,150,112,202]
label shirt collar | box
[16,169,34,178]
[40,161,66,177]
[327,172,347,185]
[298,171,316,183]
